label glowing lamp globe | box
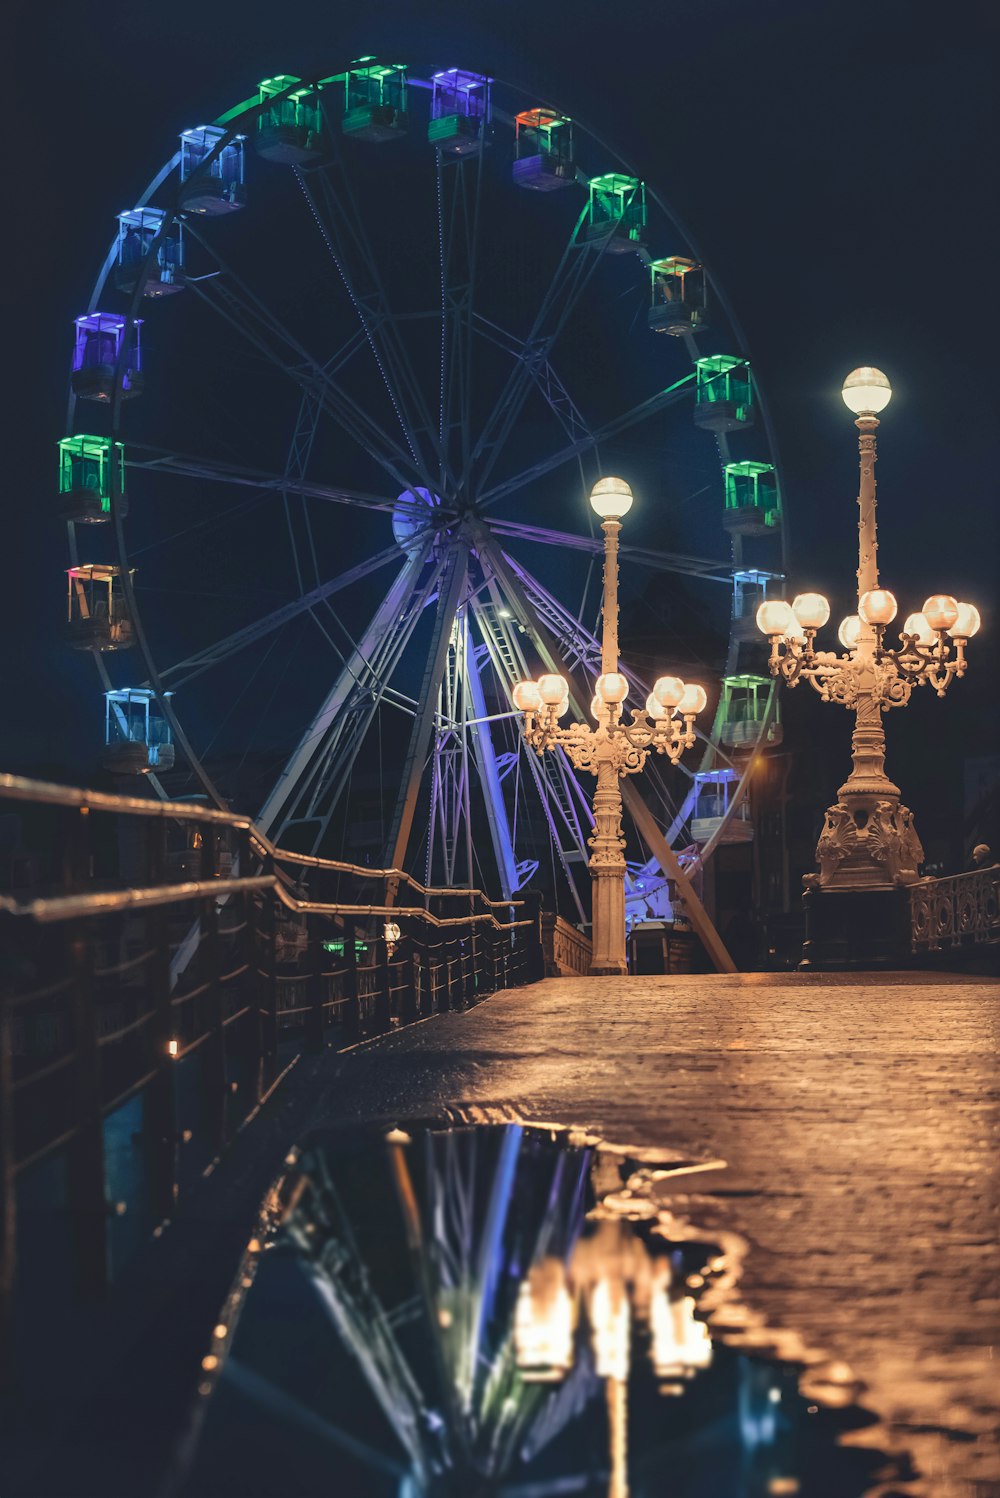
[677,682,707,716]
[923,594,959,632]
[791,592,830,630]
[589,475,633,520]
[512,680,541,712]
[901,612,935,646]
[841,367,892,415]
[838,614,862,650]
[596,672,628,704]
[948,602,981,639]
[590,694,603,719]
[652,675,685,708]
[538,673,569,705]
[755,599,795,637]
[858,588,898,626]
[554,694,570,718]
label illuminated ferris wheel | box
[62,61,787,920]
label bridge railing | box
[0,774,543,1368]
[909,866,1000,954]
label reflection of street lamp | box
[513,478,705,975]
[514,1258,575,1382]
[756,370,980,960]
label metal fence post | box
[200,828,226,1149]
[401,933,418,1025]
[307,918,324,1053]
[343,922,360,1043]
[145,820,176,1224]
[67,923,109,1299]
[376,934,392,1034]
[468,894,479,1001]
[261,870,278,1058]
[522,892,545,983]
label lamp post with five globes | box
[512,478,705,976]
[755,368,980,961]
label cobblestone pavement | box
[316,970,1000,1498]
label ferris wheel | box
[62,61,787,922]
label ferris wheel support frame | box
[472,529,735,971]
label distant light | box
[168,1038,179,1058]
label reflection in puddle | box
[179,1125,908,1497]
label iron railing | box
[0,773,543,1369]
[910,866,1000,954]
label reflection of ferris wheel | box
[62,62,786,920]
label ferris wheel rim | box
[66,58,788,891]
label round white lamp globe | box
[948,602,981,639]
[596,672,628,704]
[901,612,935,646]
[922,594,959,632]
[512,680,542,712]
[791,592,831,630]
[858,588,898,626]
[652,675,686,708]
[841,367,892,415]
[538,673,569,705]
[838,614,863,651]
[589,476,634,520]
[755,599,795,637]
[677,682,707,716]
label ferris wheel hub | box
[392,486,444,552]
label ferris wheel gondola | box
[63,60,788,925]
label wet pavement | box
[304,970,1000,1498]
[181,1123,906,1497]
[3,969,998,1498]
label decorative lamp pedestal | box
[800,886,913,970]
[799,690,923,970]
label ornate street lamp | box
[757,368,980,961]
[512,477,705,976]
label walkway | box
[318,969,1000,1498]
[4,969,998,1498]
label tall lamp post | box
[756,368,981,963]
[512,477,705,976]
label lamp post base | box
[800,885,913,970]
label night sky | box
[7,0,998,857]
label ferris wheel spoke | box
[156,546,401,691]
[182,229,422,492]
[293,139,441,476]
[490,520,732,582]
[258,540,445,846]
[458,616,521,901]
[467,581,594,922]
[125,444,435,518]
[473,315,598,457]
[437,147,487,492]
[384,539,471,875]
[476,370,696,513]
[464,191,636,500]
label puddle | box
[175,1123,914,1497]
